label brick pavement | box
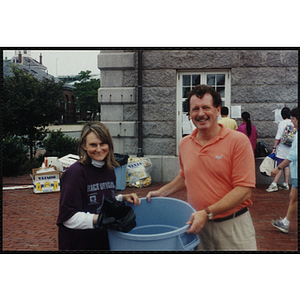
[2,174,298,252]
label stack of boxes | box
[31,154,79,193]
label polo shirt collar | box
[190,123,230,146]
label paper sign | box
[231,106,241,118]
[272,108,283,124]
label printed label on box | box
[33,180,60,193]
[36,175,59,181]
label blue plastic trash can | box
[107,197,200,251]
[115,164,127,190]
[114,154,129,191]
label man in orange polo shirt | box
[146,84,257,251]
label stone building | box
[98,49,298,183]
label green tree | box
[43,130,79,158]
[73,70,100,121]
[2,134,29,176]
[3,66,65,161]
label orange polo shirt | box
[179,124,255,219]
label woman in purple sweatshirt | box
[57,122,140,251]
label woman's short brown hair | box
[78,122,119,169]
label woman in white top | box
[266,107,294,192]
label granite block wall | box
[98,49,298,181]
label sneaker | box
[279,184,289,191]
[271,218,289,233]
[266,183,278,192]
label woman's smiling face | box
[83,132,109,162]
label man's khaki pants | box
[197,211,257,251]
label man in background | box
[218,106,237,130]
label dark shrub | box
[42,130,79,158]
[3,134,29,176]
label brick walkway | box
[2,174,298,252]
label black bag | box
[114,154,129,166]
[255,142,269,158]
[95,196,136,233]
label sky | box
[3,50,101,77]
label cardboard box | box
[58,154,79,172]
[44,156,63,172]
[31,166,60,193]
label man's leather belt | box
[212,207,248,222]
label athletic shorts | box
[276,158,289,168]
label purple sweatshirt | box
[57,161,116,250]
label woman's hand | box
[123,193,141,206]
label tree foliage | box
[43,130,79,158]
[2,134,29,176]
[73,70,100,120]
[3,66,65,161]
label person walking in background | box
[57,122,140,250]
[147,85,257,251]
[218,106,237,130]
[270,107,298,233]
[236,112,257,154]
[266,107,294,192]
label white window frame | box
[176,70,231,155]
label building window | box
[207,74,226,98]
[182,74,201,98]
[176,70,231,154]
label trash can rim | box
[109,197,196,240]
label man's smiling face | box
[190,93,221,133]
